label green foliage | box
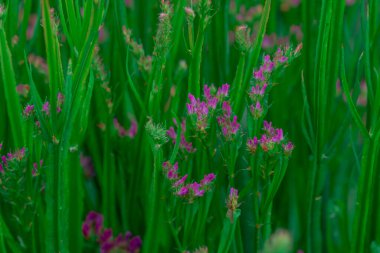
[0,0,379,253]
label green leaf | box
[217,209,241,253]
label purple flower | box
[200,173,216,185]
[218,102,240,140]
[177,186,189,196]
[231,116,240,134]
[113,117,137,138]
[167,127,177,139]
[188,182,205,197]
[272,128,284,143]
[283,141,294,156]
[82,211,104,238]
[188,94,197,106]
[167,162,179,179]
[250,101,263,119]
[247,137,259,154]
[100,229,113,244]
[229,188,238,200]
[254,68,265,81]
[204,85,212,100]
[207,97,218,109]
[128,236,142,252]
[217,83,230,97]
[128,119,138,138]
[23,104,34,117]
[250,83,268,102]
[42,101,50,116]
[1,156,7,167]
[0,163,3,173]
[222,101,231,117]
[173,174,188,187]
[167,122,196,153]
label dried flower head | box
[226,187,240,223]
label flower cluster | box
[226,187,239,223]
[23,92,66,120]
[249,46,301,119]
[162,161,216,202]
[247,121,294,156]
[113,118,138,138]
[167,119,196,153]
[217,101,240,140]
[187,84,229,132]
[82,211,142,253]
[1,147,26,173]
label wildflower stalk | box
[232,25,249,113]
[235,0,271,118]
[144,119,167,253]
[188,0,211,98]
[147,2,172,121]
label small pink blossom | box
[42,101,50,116]
[177,186,189,196]
[23,104,34,117]
[173,174,188,188]
[200,173,216,185]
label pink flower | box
[82,211,104,238]
[247,137,259,154]
[42,101,50,116]
[113,118,138,138]
[222,101,231,117]
[201,173,216,185]
[173,174,188,187]
[188,182,205,197]
[217,83,230,97]
[204,85,212,100]
[254,68,265,81]
[177,186,189,196]
[250,101,263,119]
[23,104,35,117]
[272,128,284,143]
[218,102,240,140]
[283,141,294,156]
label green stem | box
[188,16,206,98]
[351,138,379,253]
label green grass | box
[0,0,379,252]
